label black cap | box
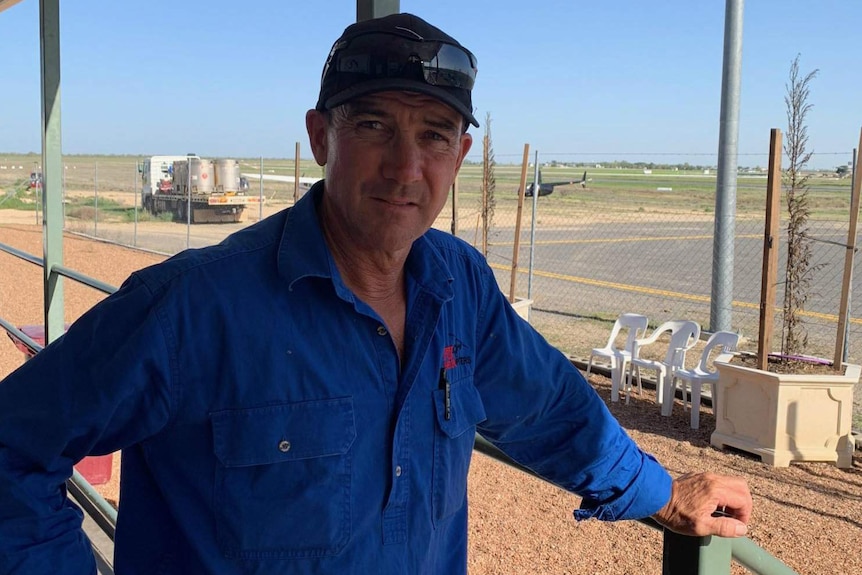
[316,13,479,128]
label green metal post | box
[39,0,65,344]
[662,530,731,575]
[356,0,399,21]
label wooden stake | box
[833,128,862,369]
[758,129,782,371]
[509,144,530,303]
[450,177,459,235]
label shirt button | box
[395,465,402,477]
[377,325,388,336]
[278,440,291,452]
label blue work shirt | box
[0,183,671,573]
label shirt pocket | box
[432,374,487,524]
[211,398,356,559]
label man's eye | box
[425,131,448,142]
[357,120,383,130]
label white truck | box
[140,155,263,224]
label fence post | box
[527,151,539,301]
[836,142,862,366]
[259,156,264,220]
[94,162,99,236]
[845,147,858,363]
[186,155,192,249]
[133,161,138,247]
[451,178,459,236]
[294,143,301,204]
[62,161,66,224]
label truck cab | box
[141,155,199,197]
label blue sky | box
[0,1,858,169]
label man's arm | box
[470,270,751,532]
[471,281,670,520]
[0,276,173,572]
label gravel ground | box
[1,220,861,574]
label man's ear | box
[455,132,473,174]
[306,109,328,166]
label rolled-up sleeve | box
[472,269,672,522]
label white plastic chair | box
[663,330,740,428]
[586,313,649,402]
[626,320,701,405]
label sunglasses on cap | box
[321,32,478,91]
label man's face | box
[306,91,473,256]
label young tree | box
[781,55,819,357]
[481,112,496,257]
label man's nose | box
[382,133,423,184]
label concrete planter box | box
[711,360,859,468]
[510,297,533,322]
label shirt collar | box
[278,181,333,290]
[277,180,454,302]
[405,235,454,304]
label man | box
[0,12,751,574]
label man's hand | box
[652,472,752,537]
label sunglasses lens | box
[326,33,477,91]
[422,43,476,89]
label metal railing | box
[0,240,117,574]
[474,435,799,575]
[0,237,801,574]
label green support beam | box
[39,0,64,344]
[356,0,399,21]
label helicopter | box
[524,170,588,197]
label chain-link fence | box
[2,151,859,364]
[446,151,861,365]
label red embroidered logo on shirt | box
[443,338,471,370]
[443,346,456,369]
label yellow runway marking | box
[491,263,862,325]
[492,234,761,247]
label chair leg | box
[586,353,594,377]
[690,382,702,429]
[624,369,631,405]
[610,357,622,403]
[616,357,629,403]
[624,363,634,401]
[685,381,691,411]
[626,364,639,405]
